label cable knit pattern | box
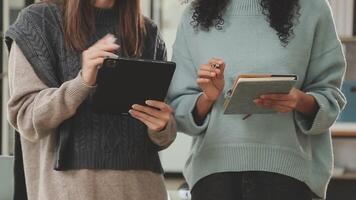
[7,42,175,200]
[6,2,168,172]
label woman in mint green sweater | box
[167,0,346,199]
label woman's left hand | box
[254,88,318,116]
[129,100,173,132]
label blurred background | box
[0,0,356,199]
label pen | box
[243,114,252,120]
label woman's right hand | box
[193,58,225,123]
[197,58,226,102]
[81,34,120,86]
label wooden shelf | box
[331,123,356,138]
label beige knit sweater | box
[7,43,177,200]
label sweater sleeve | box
[148,116,177,150]
[145,26,177,149]
[166,9,211,137]
[7,43,95,142]
[294,0,347,135]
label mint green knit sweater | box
[167,0,346,198]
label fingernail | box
[129,109,133,114]
[146,100,151,105]
[132,105,137,109]
[260,95,266,99]
[108,54,119,59]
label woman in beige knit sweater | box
[6,0,176,199]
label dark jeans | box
[191,171,313,200]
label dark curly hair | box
[190,0,300,46]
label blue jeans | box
[191,171,313,200]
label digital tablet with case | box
[92,58,176,114]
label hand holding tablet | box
[129,100,173,132]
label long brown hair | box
[43,0,146,57]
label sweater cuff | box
[188,93,211,134]
[148,117,177,149]
[68,72,96,100]
[295,92,332,135]
[78,70,97,88]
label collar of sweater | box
[94,7,118,25]
[225,0,263,16]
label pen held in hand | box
[211,63,220,69]
[243,114,252,120]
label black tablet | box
[92,58,176,114]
